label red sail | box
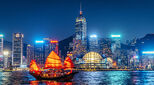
[30,60,40,72]
[44,51,63,69]
[64,56,74,70]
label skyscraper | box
[75,3,87,44]
[73,3,87,60]
[34,38,59,67]
[34,40,45,66]
[44,38,59,59]
[111,35,121,68]
[3,50,9,68]
[59,35,73,60]
[3,40,12,68]
[27,44,34,67]
[12,33,24,67]
[0,34,4,68]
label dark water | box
[0,71,154,85]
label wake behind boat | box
[29,51,78,81]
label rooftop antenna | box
[80,2,82,15]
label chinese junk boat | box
[29,51,78,81]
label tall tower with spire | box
[73,2,87,60]
[75,2,87,43]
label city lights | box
[3,51,9,56]
[111,35,121,38]
[35,40,44,44]
[0,34,4,38]
[90,34,97,38]
[50,40,58,43]
[0,0,154,84]
[133,55,139,58]
[142,51,154,54]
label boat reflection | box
[30,80,73,85]
[30,81,39,85]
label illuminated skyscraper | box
[75,3,87,44]
[34,38,59,67]
[89,34,99,52]
[0,34,4,68]
[12,33,24,67]
[27,44,34,67]
[3,50,10,68]
[34,40,45,66]
[73,3,87,60]
[44,38,59,59]
[99,38,112,58]
[111,35,121,53]
[111,35,122,68]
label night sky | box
[1,0,154,44]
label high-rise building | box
[34,39,59,67]
[75,4,87,43]
[44,38,59,59]
[27,44,34,67]
[3,40,12,68]
[0,34,4,68]
[34,40,45,67]
[3,50,10,68]
[136,34,154,70]
[50,40,58,54]
[110,35,121,68]
[99,38,112,58]
[59,35,73,60]
[89,34,99,52]
[73,3,87,60]
[44,38,51,59]
[111,35,121,53]
[12,33,24,67]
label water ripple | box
[0,71,153,85]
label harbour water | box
[0,71,154,85]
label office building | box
[73,3,87,60]
[0,34,4,68]
[12,33,24,67]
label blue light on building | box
[35,40,44,44]
[111,35,121,38]
[142,51,154,54]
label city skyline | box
[1,0,154,44]
[0,1,153,84]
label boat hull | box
[30,72,78,81]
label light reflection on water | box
[0,71,153,85]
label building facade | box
[3,40,12,69]
[59,35,73,61]
[27,44,34,67]
[0,34,4,68]
[89,35,99,52]
[44,38,59,59]
[34,40,45,66]
[34,39,59,67]
[12,33,24,67]
[73,4,87,61]
[136,34,154,70]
